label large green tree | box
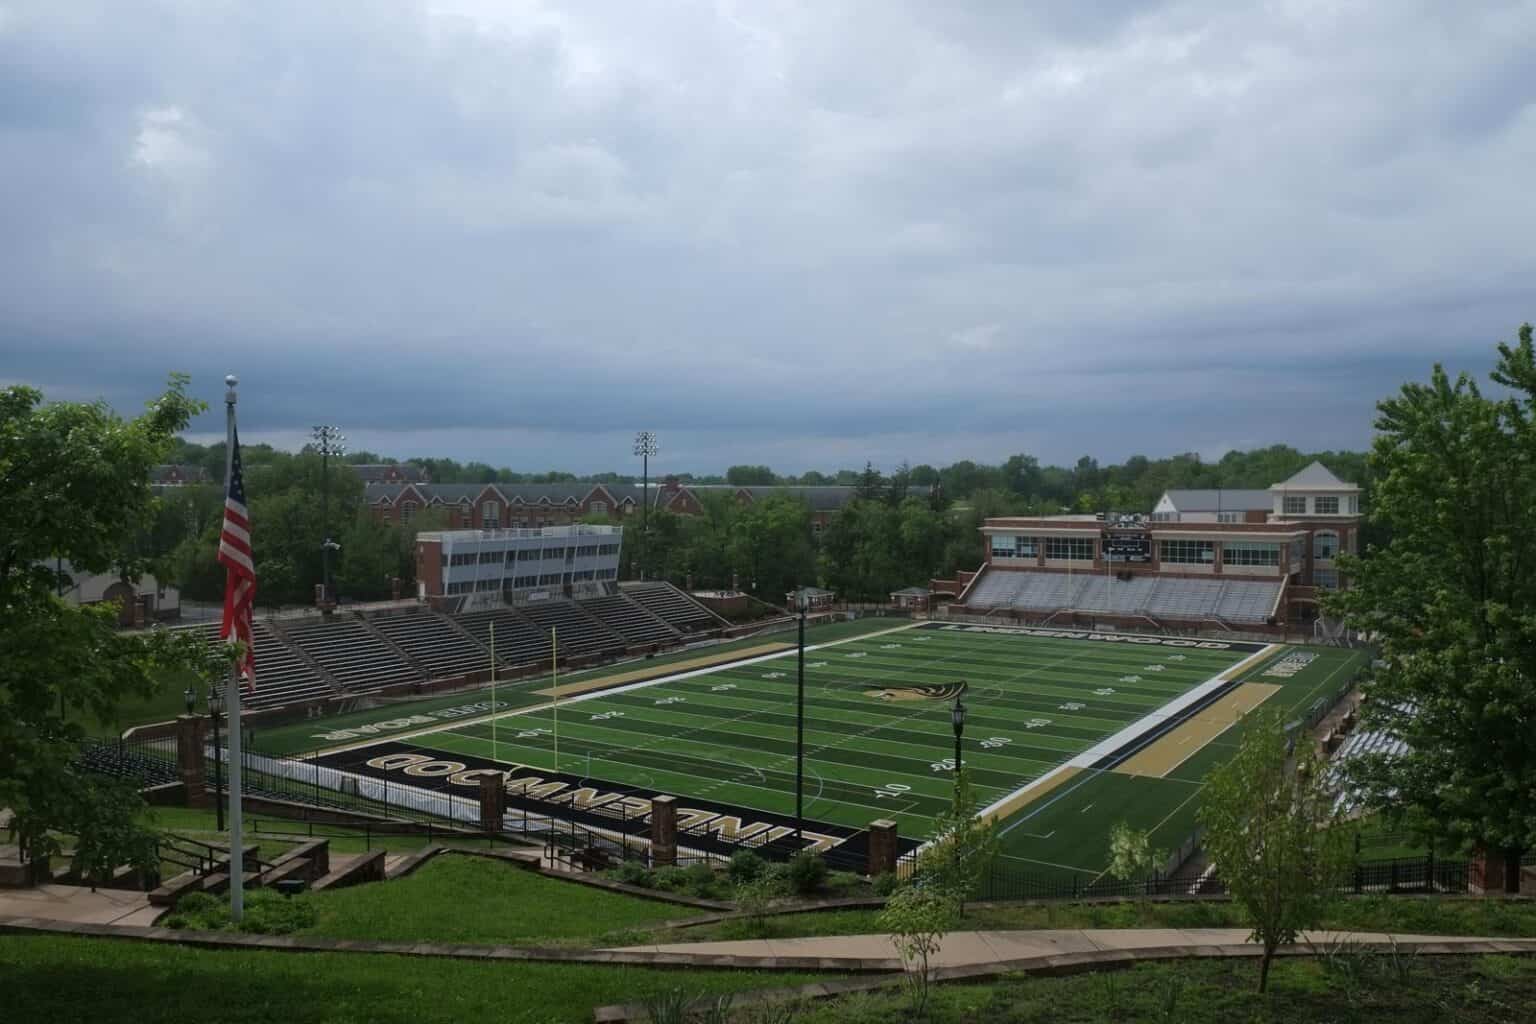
[1330,324,1536,863]
[1,377,224,868]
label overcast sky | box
[3,2,1533,475]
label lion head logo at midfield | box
[863,680,968,702]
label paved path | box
[610,927,1524,968]
[0,884,159,927]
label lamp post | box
[951,696,967,777]
[795,587,806,847]
[207,687,225,831]
[633,431,657,580]
[311,425,347,610]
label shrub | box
[728,850,767,885]
[786,852,827,898]
[683,863,716,897]
[653,867,690,892]
[825,870,862,895]
[239,890,316,935]
[610,860,655,889]
[872,872,900,897]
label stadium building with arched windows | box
[933,462,1360,634]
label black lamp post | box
[795,587,807,847]
[951,696,967,777]
[183,686,196,715]
[207,687,225,831]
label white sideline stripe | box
[309,621,924,760]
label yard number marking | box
[1021,718,1052,730]
[589,711,626,722]
[1094,687,1117,696]
[710,683,737,692]
[808,661,828,669]
[874,783,912,800]
[880,643,902,649]
[1143,664,1166,672]
[979,736,1012,748]
[1119,675,1141,683]
[930,757,957,772]
[762,671,786,679]
[654,696,686,706]
[847,652,868,659]
[516,728,550,739]
[1058,701,1086,711]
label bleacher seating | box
[963,569,1281,625]
[368,611,490,681]
[455,608,550,667]
[282,617,420,695]
[516,599,626,660]
[176,621,334,709]
[621,581,725,634]
[579,593,681,648]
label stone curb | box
[0,915,897,972]
[589,938,1536,1022]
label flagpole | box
[551,626,559,774]
[223,374,245,924]
[490,622,497,765]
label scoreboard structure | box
[1101,513,1152,563]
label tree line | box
[153,441,1371,608]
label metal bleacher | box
[368,610,490,681]
[281,616,420,696]
[178,621,334,710]
[965,569,1280,626]
[620,581,725,634]
[579,593,681,648]
[516,599,627,660]
[455,607,549,668]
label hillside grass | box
[0,935,829,1024]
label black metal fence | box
[75,736,178,787]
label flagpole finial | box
[225,374,238,406]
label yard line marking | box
[1079,802,1095,814]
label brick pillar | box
[479,773,506,832]
[867,818,899,878]
[650,794,677,867]
[175,714,209,808]
[1472,846,1522,894]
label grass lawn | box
[794,955,1536,1023]
[298,854,689,946]
[0,934,829,1024]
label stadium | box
[90,465,1372,892]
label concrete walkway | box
[0,884,160,927]
[610,927,1525,968]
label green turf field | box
[356,623,1282,866]
[990,641,1369,880]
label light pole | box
[207,687,225,831]
[633,431,657,579]
[795,587,806,847]
[951,696,967,777]
[312,425,347,610]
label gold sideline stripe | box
[531,642,792,698]
[1112,682,1282,778]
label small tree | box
[878,883,959,1018]
[917,766,999,914]
[1199,708,1351,992]
[1106,821,1164,895]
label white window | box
[400,501,417,524]
[1282,495,1306,515]
[1222,542,1281,567]
[1314,568,1340,589]
[1314,496,1339,515]
[1160,539,1215,564]
[1217,511,1241,524]
[590,501,608,516]
[481,502,500,528]
[1313,531,1339,560]
[1044,536,1094,560]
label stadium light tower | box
[952,696,967,777]
[633,431,658,579]
[312,425,347,610]
[794,586,807,847]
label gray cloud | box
[1,0,1532,474]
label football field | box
[306,621,1350,876]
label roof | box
[349,463,427,483]
[788,586,835,597]
[1161,489,1272,512]
[890,586,929,596]
[1276,460,1355,489]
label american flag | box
[218,428,257,687]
